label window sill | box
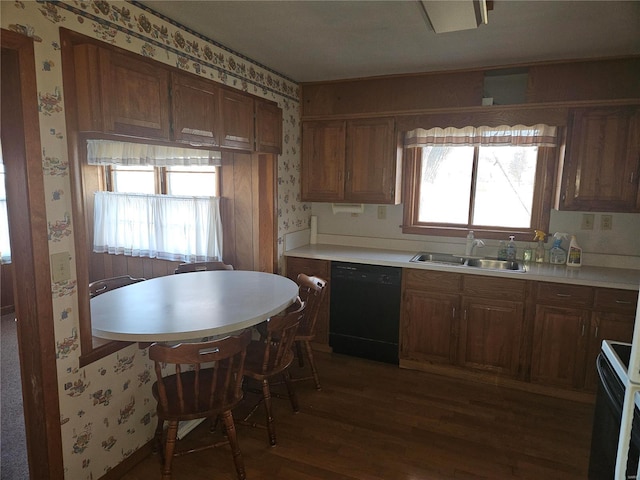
[78,337,132,367]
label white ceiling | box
[136,0,640,83]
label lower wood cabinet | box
[285,256,331,346]
[400,269,461,365]
[531,303,591,389]
[531,283,636,392]
[400,270,526,380]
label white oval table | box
[91,270,298,342]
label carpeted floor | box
[1,312,29,479]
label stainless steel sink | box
[410,252,466,265]
[410,252,525,272]
[465,258,525,272]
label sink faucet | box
[469,239,485,257]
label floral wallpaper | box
[1,1,307,478]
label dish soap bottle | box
[497,240,507,261]
[465,230,475,257]
[549,233,568,265]
[506,235,517,261]
[566,235,583,267]
[534,230,546,263]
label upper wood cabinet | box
[301,120,346,202]
[301,117,401,204]
[559,106,640,212]
[219,88,255,151]
[73,44,171,140]
[98,48,171,140]
[171,72,220,146]
[71,40,282,153]
[256,99,283,154]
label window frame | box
[402,140,560,242]
[106,164,219,197]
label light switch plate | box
[581,213,594,230]
[51,252,71,283]
[601,215,613,231]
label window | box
[403,125,558,240]
[88,140,222,262]
[0,162,10,263]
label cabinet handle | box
[555,293,571,298]
[581,321,586,336]
[594,326,599,338]
[452,307,456,319]
[630,171,636,184]
[346,170,351,181]
[615,300,632,305]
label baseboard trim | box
[96,439,154,480]
[399,359,596,404]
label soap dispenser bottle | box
[566,235,583,267]
[549,233,568,265]
[465,230,475,257]
[506,235,517,261]
[534,230,546,263]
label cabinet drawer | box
[463,275,527,301]
[594,288,638,314]
[285,257,330,279]
[536,282,593,308]
[403,269,462,293]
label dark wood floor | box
[121,351,594,480]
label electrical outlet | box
[581,213,594,230]
[50,252,71,283]
[601,214,613,231]
[377,206,386,220]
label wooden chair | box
[291,274,328,390]
[241,299,305,446]
[88,275,145,298]
[149,330,252,480]
[174,261,234,274]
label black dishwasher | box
[329,262,402,364]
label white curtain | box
[0,147,10,263]
[86,139,222,166]
[404,124,557,148]
[93,192,222,262]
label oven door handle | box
[597,353,624,417]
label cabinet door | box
[171,72,220,146]
[255,100,282,154]
[99,48,170,140]
[285,257,330,345]
[301,121,346,202]
[458,297,523,378]
[530,305,590,389]
[583,311,635,391]
[346,117,399,204]
[400,289,459,364]
[219,88,255,151]
[561,106,640,212]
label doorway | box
[1,29,63,478]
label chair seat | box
[243,341,295,380]
[152,369,242,421]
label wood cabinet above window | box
[219,88,255,151]
[70,36,282,154]
[301,117,401,204]
[171,72,220,147]
[256,99,283,154]
[74,44,171,140]
[560,106,640,212]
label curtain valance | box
[404,124,557,148]
[87,139,222,166]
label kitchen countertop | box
[285,244,640,291]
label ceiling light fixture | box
[419,0,491,34]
